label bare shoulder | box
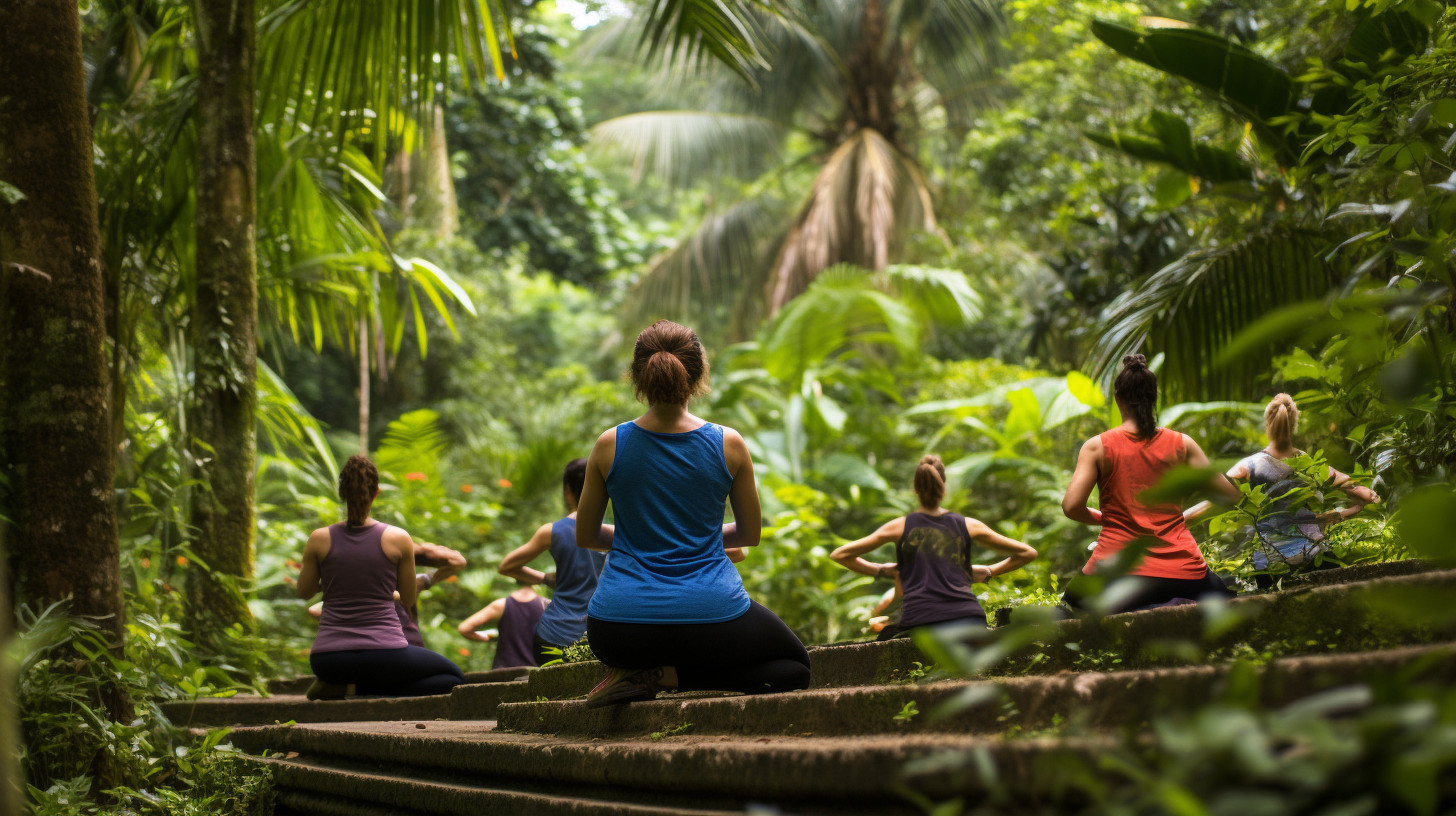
[961,516,992,538]
[880,516,907,536]
[721,425,749,452]
[380,525,414,558]
[1081,435,1105,456]
[594,426,619,448]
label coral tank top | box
[1083,428,1209,580]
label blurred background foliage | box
[11,0,1456,810]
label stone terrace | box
[170,559,1456,815]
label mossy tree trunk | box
[185,0,260,658]
[0,0,132,779]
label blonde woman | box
[1224,394,1380,575]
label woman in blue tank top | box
[496,458,612,664]
[576,320,810,707]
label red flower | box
[458,648,470,656]
[175,556,188,567]
[405,472,427,482]
[497,478,512,488]
[460,484,474,493]
[445,575,458,583]
[140,558,151,568]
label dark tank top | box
[313,522,409,654]
[493,594,547,669]
[895,512,985,627]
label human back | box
[1090,426,1205,579]
[591,417,747,623]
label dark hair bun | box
[1122,353,1148,371]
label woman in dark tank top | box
[294,455,466,699]
[831,455,1038,638]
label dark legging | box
[1064,571,1234,615]
[588,601,811,694]
[310,646,465,697]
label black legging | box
[1064,571,1234,615]
[310,646,465,697]
[588,601,811,694]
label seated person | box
[1061,355,1240,614]
[831,455,1037,638]
[296,456,465,699]
[1220,393,1379,582]
[310,539,465,647]
[458,584,549,669]
[498,459,610,665]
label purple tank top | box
[895,512,985,627]
[492,594,547,669]
[312,522,409,654]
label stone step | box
[173,562,1451,729]
[230,721,1104,814]
[493,641,1456,738]
[163,679,530,728]
[266,666,531,696]
[809,566,1456,685]
[257,755,749,816]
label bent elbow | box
[1060,502,1077,521]
[1023,546,1039,562]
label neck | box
[917,503,941,514]
[511,586,537,599]
[647,402,688,423]
[1265,441,1296,457]
[349,514,373,526]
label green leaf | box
[1067,372,1105,409]
[1154,169,1194,209]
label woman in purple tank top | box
[295,456,465,699]
[831,456,1038,639]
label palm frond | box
[1088,228,1342,400]
[622,196,786,333]
[896,0,1005,122]
[590,110,787,188]
[637,0,778,82]
[767,128,935,314]
[256,0,514,156]
[881,265,983,327]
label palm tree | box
[590,0,1005,337]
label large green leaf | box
[1085,110,1252,183]
[1091,20,1300,165]
[1090,228,1342,400]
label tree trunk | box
[186,0,259,658]
[359,315,370,454]
[0,0,131,777]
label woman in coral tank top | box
[1060,354,1241,613]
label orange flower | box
[460,484,473,493]
[497,478,512,488]
[445,575,458,583]
[140,558,151,568]
[175,556,187,567]
[405,472,427,482]
[458,648,470,656]
[285,559,302,569]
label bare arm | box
[295,529,328,600]
[1061,437,1104,526]
[722,428,762,548]
[1323,467,1381,522]
[500,524,555,586]
[415,540,466,586]
[576,429,615,552]
[457,599,506,643]
[1183,435,1242,505]
[383,527,419,610]
[1186,460,1251,521]
[829,518,905,578]
[726,547,747,563]
[870,579,902,617]
[965,518,1037,582]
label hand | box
[543,572,557,589]
[1316,509,1347,527]
[875,564,899,580]
[970,565,994,583]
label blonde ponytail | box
[1264,393,1299,448]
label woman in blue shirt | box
[576,320,810,707]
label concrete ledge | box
[231,722,1107,805]
[257,756,746,816]
[163,693,453,728]
[265,667,532,697]
[494,642,1456,738]
[447,679,532,718]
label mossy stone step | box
[230,721,1105,813]
[492,641,1456,739]
[163,679,531,728]
[809,567,1456,685]
[258,755,748,816]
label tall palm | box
[591,0,1004,337]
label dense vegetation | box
[2,0,1454,812]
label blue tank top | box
[535,517,606,646]
[588,421,750,624]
